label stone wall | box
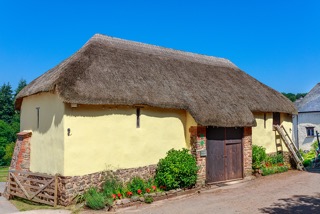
[57,165,157,206]
[243,127,253,177]
[189,126,206,186]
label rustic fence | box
[7,170,58,206]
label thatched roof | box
[296,83,320,112]
[16,34,296,127]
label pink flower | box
[137,189,142,194]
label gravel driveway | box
[115,170,320,214]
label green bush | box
[103,175,126,199]
[303,159,313,167]
[144,196,154,204]
[252,145,267,169]
[84,187,105,210]
[127,177,146,195]
[267,153,284,165]
[261,167,275,176]
[261,165,288,176]
[155,148,198,190]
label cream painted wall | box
[252,113,292,153]
[64,105,188,176]
[20,92,65,175]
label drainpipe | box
[316,130,320,149]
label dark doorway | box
[206,127,243,183]
[273,112,280,126]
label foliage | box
[127,176,146,195]
[282,92,307,102]
[0,80,27,166]
[0,83,14,123]
[3,142,15,164]
[155,148,198,190]
[300,141,319,167]
[84,187,105,210]
[144,196,154,204]
[266,153,284,165]
[252,145,267,169]
[14,79,27,98]
[262,165,288,176]
[303,159,313,167]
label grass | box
[10,198,57,211]
[10,198,77,212]
[0,166,9,182]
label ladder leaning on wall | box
[273,125,305,171]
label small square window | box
[306,127,314,137]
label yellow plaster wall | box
[64,105,188,176]
[20,93,65,175]
[252,113,292,153]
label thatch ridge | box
[16,34,296,127]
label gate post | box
[189,126,206,186]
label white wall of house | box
[294,112,320,151]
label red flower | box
[126,191,133,197]
[117,193,122,198]
[137,189,142,194]
[152,185,156,191]
[112,194,117,199]
[146,188,151,193]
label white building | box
[293,83,320,151]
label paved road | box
[0,182,19,214]
[116,170,320,214]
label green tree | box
[0,79,27,166]
[296,93,307,100]
[0,120,15,166]
[14,79,27,98]
[0,83,14,123]
[282,92,307,102]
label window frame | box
[306,127,315,137]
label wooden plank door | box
[225,140,243,180]
[206,127,243,183]
[206,127,225,183]
[207,139,225,182]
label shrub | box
[252,145,267,169]
[127,177,146,195]
[267,153,284,165]
[144,196,154,204]
[261,165,288,176]
[84,187,105,210]
[155,148,198,190]
[303,159,313,167]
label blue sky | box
[0,0,319,93]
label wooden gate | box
[7,170,58,206]
[206,127,243,183]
